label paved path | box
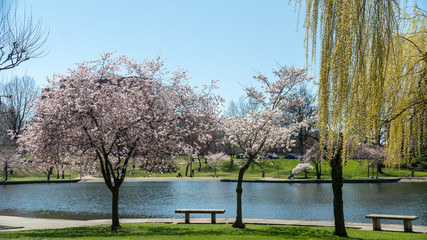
[1,215,426,233]
[77,176,427,183]
[78,176,224,182]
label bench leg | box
[185,213,190,224]
[372,218,381,231]
[404,220,412,232]
[211,213,216,224]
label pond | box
[0,181,426,225]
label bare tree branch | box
[0,1,48,72]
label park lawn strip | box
[4,167,80,181]
[5,175,78,181]
[0,223,425,240]
[5,157,427,181]
[138,158,427,180]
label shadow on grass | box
[0,224,367,240]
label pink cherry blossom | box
[17,53,221,231]
[205,152,228,176]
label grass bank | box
[3,172,79,182]
[4,156,427,182]
[0,223,425,240]
[126,157,427,180]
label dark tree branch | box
[0,1,48,72]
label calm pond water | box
[0,181,426,225]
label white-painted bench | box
[366,214,418,232]
[175,209,226,224]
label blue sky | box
[5,0,307,107]
[5,0,426,108]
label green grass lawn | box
[5,175,78,181]
[3,169,80,182]
[2,155,81,182]
[127,156,427,180]
[0,223,425,240]
[3,156,427,182]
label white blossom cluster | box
[292,162,314,174]
[205,152,229,168]
[222,109,306,166]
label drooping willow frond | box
[301,0,426,167]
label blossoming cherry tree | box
[18,53,221,231]
[222,65,312,228]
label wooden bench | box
[366,214,418,232]
[175,209,225,224]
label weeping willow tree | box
[300,0,426,237]
[385,8,427,167]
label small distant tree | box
[0,137,22,181]
[216,136,239,169]
[1,76,38,135]
[205,152,228,177]
[283,84,317,154]
[225,96,260,118]
[300,141,323,179]
[292,162,314,179]
[0,76,37,181]
[222,65,312,228]
[354,144,385,178]
[18,53,220,231]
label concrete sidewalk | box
[1,215,426,233]
[77,176,427,183]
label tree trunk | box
[4,162,8,181]
[97,151,127,232]
[330,150,347,237]
[315,163,320,179]
[232,156,252,229]
[47,166,54,181]
[190,158,194,177]
[377,162,384,174]
[57,168,59,179]
[111,186,121,231]
[198,156,202,172]
[62,163,65,179]
[367,163,370,178]
[185,163,189,176]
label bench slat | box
[175,209,225,214]
[366,214,418,220]
[175,209,226,224]
[366,214,418,232]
